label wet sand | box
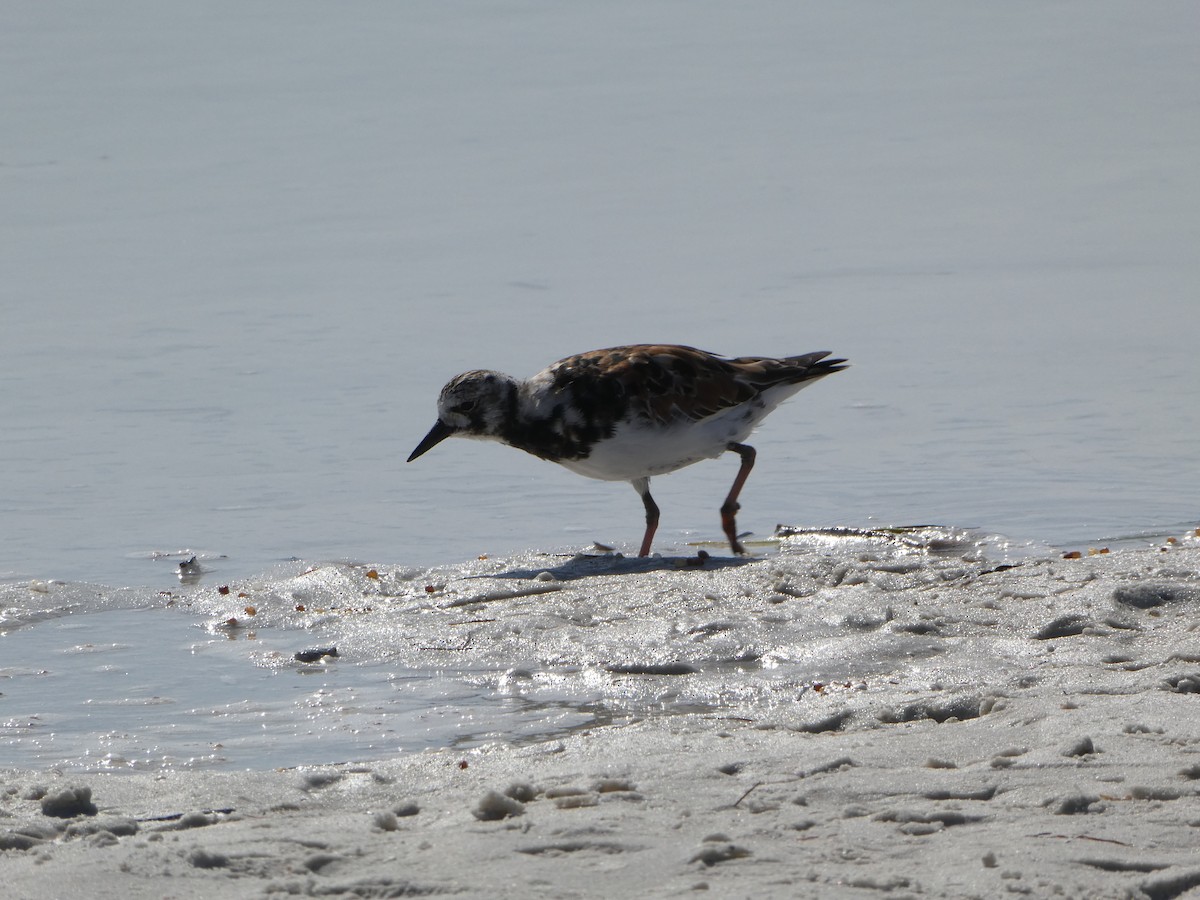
[3,534,1200,898]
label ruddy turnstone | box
[408,345,847,556]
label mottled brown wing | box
[545,345,755,426]
[547,345,846,426]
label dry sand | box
[3,532,1200,899]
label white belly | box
[558,402,765,482]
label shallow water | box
[0,527,1017,773]
[0,606,606,772]
[3,2,1198,590]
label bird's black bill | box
[408,420,455,462]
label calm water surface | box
[3,284,1195,589]
[3,4,1197,587]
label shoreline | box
[3,536,1199,898]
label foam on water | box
[0,527,1061,772]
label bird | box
[408,344,847,557]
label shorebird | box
[409,344,846,556]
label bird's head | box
[408,369,516,461]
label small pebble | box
[295,646,339,663]
[41,787,97,819]
[473,790,524,821]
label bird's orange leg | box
[720,443,756,554]
[633,477,659,557]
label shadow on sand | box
[484,551,758,582]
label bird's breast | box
[554,410,758,482]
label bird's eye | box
[455,400,477,413]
